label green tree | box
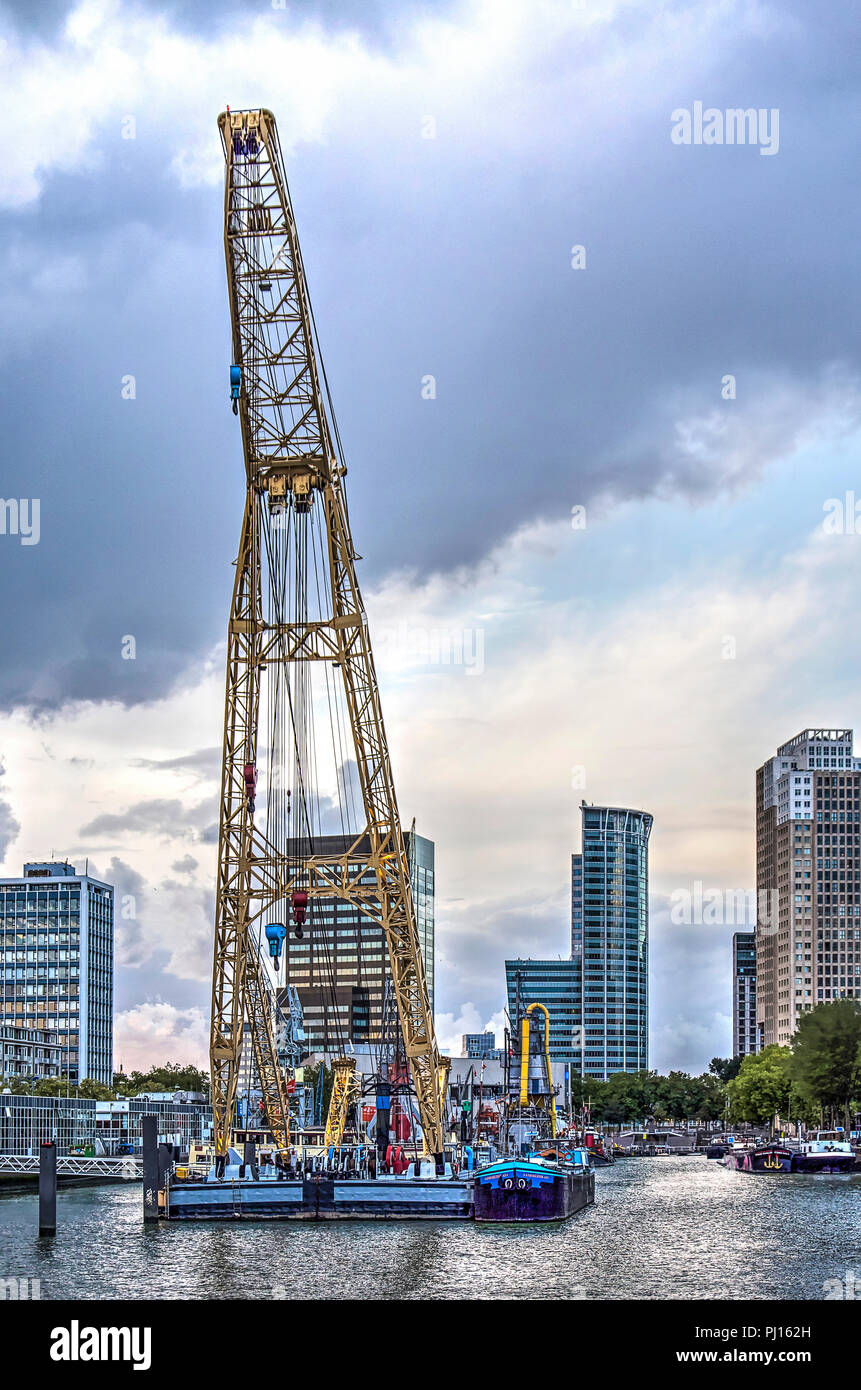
[709,1056,741,1084]
[303,1062,333,1123]
[654,1071,699,1124]
[77,1078,114,1100]
[601,1072,642,1125]
[790,1000,861,1132]
[113,1063,210,1097]
[2,1073,35,1094]
[688,1072,727,1122]
[726,1045,791,1125]
[33,1077,72,1097]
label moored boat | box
[742,1145,794,1173]
[473,1153,595,1223]
[723,1146,753,1170]
[794,1131,857,1174]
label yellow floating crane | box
[208,108,445,1172]
[323,1057,362,1148]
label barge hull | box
[165,1174,473,1220]
[473,1162,595,1223]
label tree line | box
[554,1001,861,1130]
[2,1061,209,1100]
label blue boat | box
[473,1152,595,1223]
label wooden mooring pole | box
[38,1140,57,1237]
[142,1114,159,1222]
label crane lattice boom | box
[209,108,445,1166]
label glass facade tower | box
[732,931,758,1057]
[0,862,114,1086]
[571,803,652,1079]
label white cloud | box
[114,1000,208,1072]
[434,1001,503,1057]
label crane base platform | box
[163,1172,474,1220]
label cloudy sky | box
[1,0,859,1073]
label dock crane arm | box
[209,108,445,1166]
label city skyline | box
[1,0,860,1077]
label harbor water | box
[2,1157,860,1300]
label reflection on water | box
[2,1158,859,1300]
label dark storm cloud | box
[171,853,199,873]
[0,0,437,37]
[1,0,859,716]
[154,0,439,42]
[0,0,70,35]
[99,854,150,968]
[79,797,213,841]
[133,748,221,778]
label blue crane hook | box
[230,364,242,415]
[265,922,287,971]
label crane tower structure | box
[208,108,445,1170]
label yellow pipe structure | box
[520,1002,557,1138]
[438,1055,451,1120]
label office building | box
[0,1093,209,1157]
[462,1031,497,1060]
[571,802,652,1079]
[756,730,861,1047]
[0,862,113,1085]
[504,959,579,1062]
[732,932,758,1058]
[0,1023,65,1081]
[280,830,434,1053]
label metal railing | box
[0,1154,141,1178]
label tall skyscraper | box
[756,730,861,1047]
[280,829,434,1053]
[0,862,114,1085]
[732,932,757,1058]
[571,802,652,1079]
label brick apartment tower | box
[756,730,861,1047]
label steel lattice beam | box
[209,108,444,1163]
